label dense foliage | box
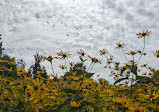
[0,31,159,112]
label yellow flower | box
[87,55,101,64]
[76,67,85,71]
[153,50,159,58]
[17,68,28,77]
[111,97,126,106]
[57,50,71,59]
[36,71,45,75]
[99,49,108,55]
[126,51,137,55]
[77,49,86,56]
[69,62,74,66]
[102,107,107,112]
[128,102,147,112]
[136,30,151,38]
[115,42,125,49]
[8,61,16,65]
[43,56,58,62]
[70,101,80,107]
[145,90,159,101]
[72,71,77,76]
[59,65,67,69]
[32,78,45,91]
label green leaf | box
[143,53,146,55]
[83,59,88,62]
[76,96,84,101]
[114,77,129,85]
[120,67,127,75]
[82,101,99,111]
[79,56,84,62]
[137,50,142,54]
[56,98,72,111]
[130,66,137,76]
[85,73,94,78]
[119,84,124,86]
[67,81,72,85]
[12,83,20,86]
[115,62,120,66]
[4,87,13,94]
[62,89,77,94]
[136,76,156,85]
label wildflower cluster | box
[0,30,159,112]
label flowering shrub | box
[0,31,159,112]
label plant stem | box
[65,58,68,72]
[137,37,145,64]
[87,62,92,72]
[89,62,95,72]
[50,62,55,76]
[121,48,130,63]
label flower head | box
[59,65,67,69]
[77,49,86,56]
[126,51,137,55]
[70,101,80,107]
[88,55,101,64]
[153,50,159,58]
[69,62,74,66]
[115,42,125,49]
[136,30,151,38]
[57,50,71,59]
[99,49,109,55]
[43,56,58,62]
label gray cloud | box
[1,0,159,83]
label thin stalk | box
[137,37,145,64]
[132,55,134,62]
[104,54,120,67]
[89,62,95,72]
[62,69,65,76]
[87,62,93,72]
[104,54,129,84]
[121,48,130,63]
[104,54,109,60]
[50,62,55,76]
[130,75,133,99]
[65,58,68,72]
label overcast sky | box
[0,0,159,83]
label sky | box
[0,0,159,83]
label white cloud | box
[0,0,159,83]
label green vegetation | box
[0,30,159,112]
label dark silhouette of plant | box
[0,55,18,78]
[63,62,94,78]
[29,53,48,79]
[0,35,18,78]
[0,34,4,57]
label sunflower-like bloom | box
[43,56,58,62]
[111,97,127,106]
[32,78,45,91]
[136,30,151,38]
[128,102,147,112]
[69,62,74,66]
[70,101,80,107]
[143,90,159,101]
[99,49,109,55]
[115,42,125,49]
[126,51,137,55]
[17,68,29,77]
[59,65,66,69]
[77,49,86,56]
[57,50,71,59]
[87,55,101,64]
[153,50,159,58]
